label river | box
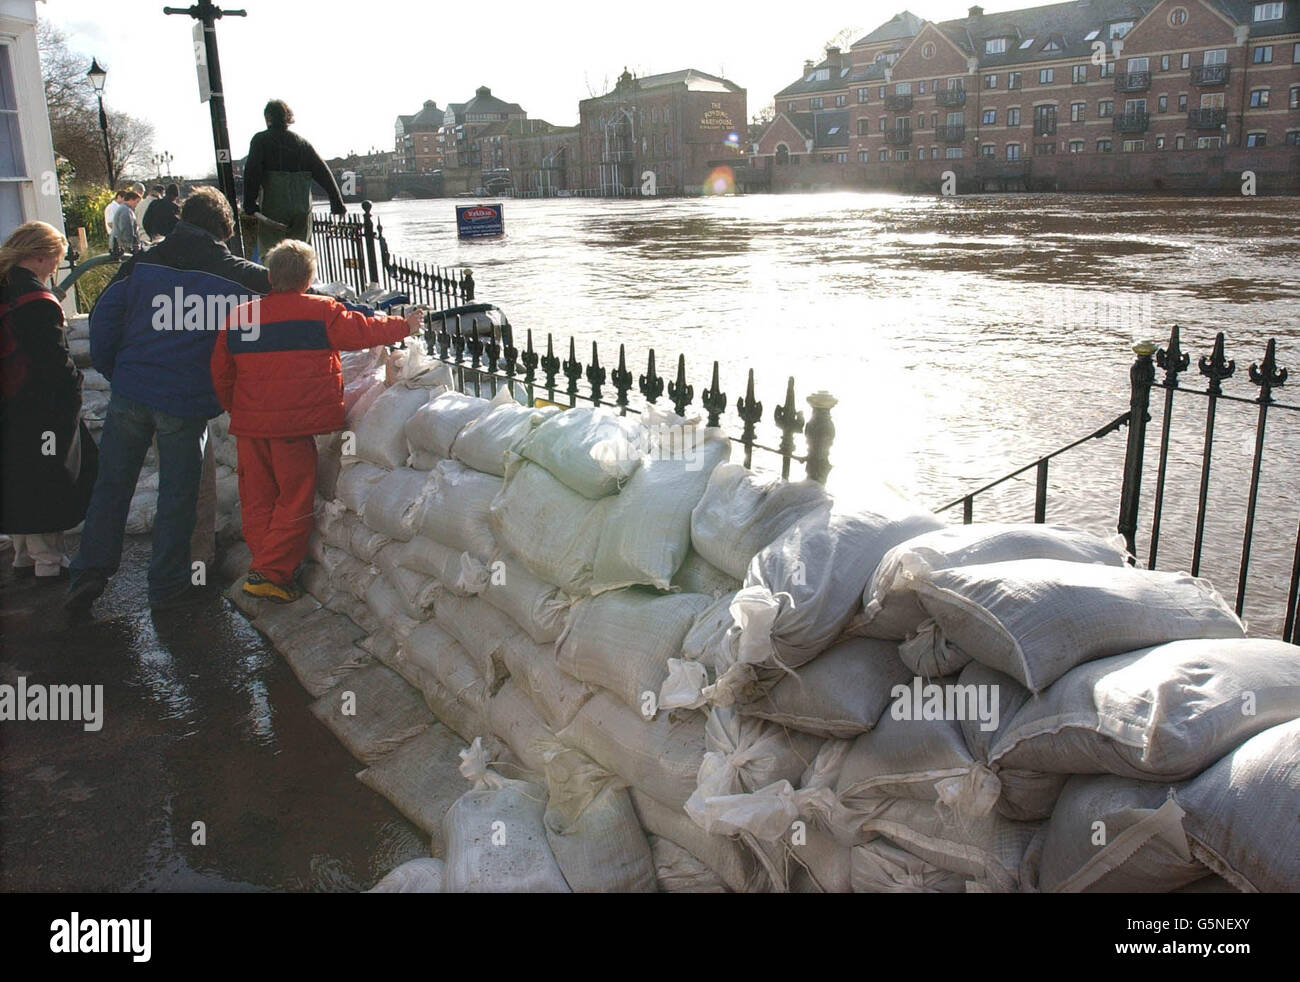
[371,192,1300,636]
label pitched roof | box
[404,100,444,129]
[588,68,744,99]
[852,10,924,48]
[463,86,524,115]
[814,109,850,147]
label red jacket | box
[211,292,410,437]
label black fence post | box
[804,391,837,485]
[361,200,379,285]
[1117,340,1157,557]
[463,269,475,302]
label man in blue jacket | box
[67,187,271,612]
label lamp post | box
[86,58,114,187]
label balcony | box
[601,150,634,163]
[1115,72,1151,93]
[885,128,913,146]
[935,124,965,143]
[884,94,913,111]
[1187,108,1228,129]
[1191,65,1230,86]
[1112,112,1150,133]
[935,89,967,107]
[1034,120,1057,137]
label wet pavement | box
[0,537,427,892]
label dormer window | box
[1109,21,1133,38]
[986,37,1008,54]
[1043,37,1063,52]
[1084,29,1100,41]
[1019,38,1035,49]
[1253,3,1283,20]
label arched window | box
[775,143,790,163]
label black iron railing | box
[409,314,836,483]
[936,124,966,143]
[1115,72,1151,92]
[1191,65,1230,86]
[1188,108,1228,128]
[1113,112,1151,133]
[937,328,1296,644]
[886,128,913,146]
[310,201,474,310]
[935,89,967,108]
[885,94,914,111]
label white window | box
[1039,68,1054,84]
[1043,38,1062,52]
[1069,140,1085,152]
[0,46,30,233]
[879,149,889,161]
[985,74,999,89]
[1204,49,1228,65]
[1122,139,1145,152]
[1197,135,1223,149]
[827,126,841,135]
[1253,3,1284,21]
[896,82,912,95]
[858,150,870,162]
[1110,21,1134,38]
[945,147,963,158]
[1006,143,1021,161]
[986,38,1007,54]
[835,152,847,163]
[917,147,927,159]
[1249,88,1270,107]
[1246,131,1267,146]
[1019,38,1035,49]
[1128,57,1149,72]
[1084,29,1100,41]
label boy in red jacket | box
[211,240,423,602]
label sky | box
[41,0,1007,178]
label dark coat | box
[0,267,98,533]
[142,197,180,238]
[242,125,346,217]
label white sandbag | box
[406,448,442,471]
[395,536,488,597]
[489,460,610,595]
[912,559,1246,693]
[787,821,854,893]
[896,618,977,678]
[442,738,570,893]
[452,400,558,477]
[480,556,570,644]
[518,405,645,499]
[689,463,831,580]
[344,368,385,427]
[394,620,463,703]
[837,708,1000,816]
[360,466,435,541]
[681,591,738,672]
[590,422,731,592]
[858,523,1130,641]
[125,488,157,533]
[557,693,707,811]
[81,366,110,390]
[707,494,943,706]
[1175,718,1300,892]
[364,576,421,641]
[856,797,1040,892]
[631,788,767,892]
[557,590,714,714]
[1036,775,1203,892]
[328,552,379,602]
[276,608,369,698]
[309,664,432,765]
[404,389,500,458]
[214,432,240,469]
[341,345,384,382]
[335,460,390,515]
[489,679,556,779]
[541,746,657,892]
[417,459,501,561]
[431,593,514,690]
[372,545,439,619]
[499,634,593,731]
[366,858,445,893]
[356,722,472,849]
[424,675,494,747]
[648,835,728,892]
[852,841,972,893]
[671,549,742,598]
[739,637,913,739]
[353,385,435,470]
[990,638,1300,780]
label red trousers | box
[236,435,317,585]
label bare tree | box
[823,26,861,51]
[106,110,155,185]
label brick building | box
[497,120,581,194]
[394,101,445,174]
[578,69,747,194]
[757,2,1300,192]
[439,86,527,170]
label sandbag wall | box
[228,342,1299,894]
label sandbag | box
[431,593,515,690]
[739,637,913,739]
[557,693,707,811]
[1036,774,1203,892]
[452,399,557,477]
[356,722,473,851]
[542,746,657,892]
[911,559,1245,693]
[395,536,488,597]
[590,423,732,592]
[631,788,767,892]
[396,620,464,704]
[417,459,501,561]
[707,494,943,705]
[360,466,435,541]
[480,556,570,644]
[858,523,1129,641]
[353,384,435,469]
[372,546,439,619]
[442,739,570,893]
[648,835,728,893]
[518,405,645,499]
[689,463,832,580]
[489,679,556,779]
[990,638,1300,780]
[366,858,445,893]
[309,664,432,765]
[671,549,742,598]
[489,460,610,595]
[1175,718,1300,893]
[407,447,442,471]
[404,389,500,459]
[275,607,369,698]
[328,552,379,602]
[345,370,386,429]
[558,590,714,714]
[363,576,422,641]
[335,460,390,515]
[499,633,593,731]
[852,840,972,893]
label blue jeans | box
[71,392,209,603]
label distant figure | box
[111,190,144,253]
[103,189,127,240]
[242,99,347,259]
[137,185,163,227]
[143,183,181,240]
[210,241,421,603]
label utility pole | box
[163,2,246,254]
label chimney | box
[826,46,842,69]
[803,59,815,75]
[969,5,984,16]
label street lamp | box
[86,58,114,187]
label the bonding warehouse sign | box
[456,204,505,239]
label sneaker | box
[150,585,212,612]
[241,576,302,605]
[64,570,108,612]
[245,569,270,586]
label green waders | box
[255,169,315,258]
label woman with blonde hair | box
[0,221,98,577]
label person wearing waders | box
[210,240,424,604]
[242,100,347,260]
